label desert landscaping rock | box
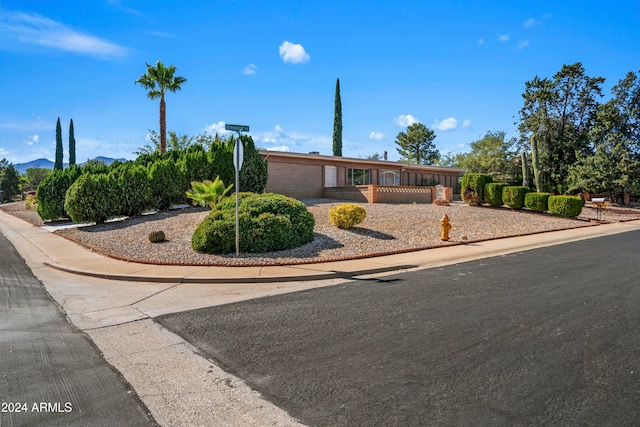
[3,199,640,267]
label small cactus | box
[148,230,166,243]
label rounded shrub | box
[525,192,551,213]
[110,163,153,217]
[36,165,81,221]
[484,183,507,207]
[148,159,187,209]
[192,192,315,254]
[548,196,583,217]
[502,186,530,209]
[328,203,367,229]
[64,173,119,223]
[460,173,493,205]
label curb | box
[43,261,418,284]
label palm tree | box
[135,60,187,153]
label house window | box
[379,170,400,186]
[347,168,371,186]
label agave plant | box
[186,176,233,209]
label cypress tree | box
[332,78,342,156]
[69,119,76,166]
[54,117,63,170]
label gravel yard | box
[2,199,639,266]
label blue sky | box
[1,0,639,165]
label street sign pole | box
[226,124,248,257]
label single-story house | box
[259,150,464,203]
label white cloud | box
[243,63,257,75]
[523,18,540,28]
[432,117,458,131]
[518,40,529,49]
[0,147,8,156]
[254,124,331,154]
[1,11,127,57]
[24,134,39,146]
[205,121,233,136]
[462,119,471,128]
[393,114,420,127]
[278,41,310,64]
[477,38,485,46]
[498,34,510,42]
[369,131,384,141]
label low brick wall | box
[323,185,453,204]
[323,186,372,203]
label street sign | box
[233,139,244,171]
[225,122,249,257]
[225,124,250,132]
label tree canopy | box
[135,60,187,154]
[439,131,517,179]
[395,123,439,165]
[517,62,605,193]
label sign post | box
[225,124,249,256]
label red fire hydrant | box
[441,214,451,241]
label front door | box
[324,166,337,187]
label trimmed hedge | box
[525,192,551,212]
[548,196,583,217]
[64,173,119,223]
[502,186,530,209]
[192,193,315,254]
[110,163,153,217]
[148,159,187,209]
[328,203,367,229]
[484,183,508,207]
[461,174,493,205]
[36,165,81,221]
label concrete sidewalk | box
[1,209,639,284]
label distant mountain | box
[14,158,56,174]
[14,156,127,174]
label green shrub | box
[525,192,551,212]
[178,147,213,184]
[64,173,119,223]
[36,165,81,221]
[201,134,268,193]
[148,159,187,209]
[460,174,493,205]
[328,203,367,229]
[192,193,315,254]
[110,163,153,217]
[484,183,508,207]
[548,196,583,217]
[238,136,268,193]
[502,186,530,209]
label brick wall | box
[265,161,323,198]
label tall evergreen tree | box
[54,117,63,170]
[69,118,76,166]
[333,78,342,156]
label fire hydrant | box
[441,214,451,241]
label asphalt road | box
[159,230,640,426]
[0,232,157,427]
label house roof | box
[259,150,465,173]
